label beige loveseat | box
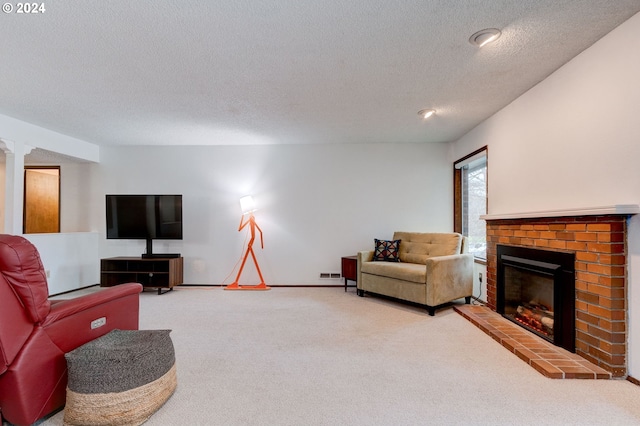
[357,232,473,315]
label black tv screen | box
[106,195,183,240]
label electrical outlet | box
[45,270,51,278]
[478,272,483,283]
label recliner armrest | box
[42,283,143,326]
[42,283,143,354]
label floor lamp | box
[224,196,270,290]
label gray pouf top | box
[65,329,174,394]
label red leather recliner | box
[0,235,143,425]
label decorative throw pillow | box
[373,239,401,262]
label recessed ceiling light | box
[469,28,502,47]
[418,109,435,119]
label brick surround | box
[486,215,628,377]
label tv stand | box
[100,257,184,295]
[142,253,181,259]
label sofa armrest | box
[357,251,374,289]
[424,254,474,306]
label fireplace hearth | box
[497,245,575,352]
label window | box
[454,147,487,260]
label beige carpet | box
[39,287,640,425]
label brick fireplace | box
[484,208,636,378]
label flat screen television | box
[106,194,182,258]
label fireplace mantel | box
[481,204,639,221]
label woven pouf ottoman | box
[64,329,177,426]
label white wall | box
[451,12,640,376]
[58,162,98,232]
[25,232,100,295]
[96,143,452,285]
[0,115,452,293]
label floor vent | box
[319,272,341,279]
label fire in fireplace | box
[497,245,575,352]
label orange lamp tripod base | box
[224,212,271,291]
[224,282,270,291]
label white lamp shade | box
[240,195,256,214]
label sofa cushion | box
[361,261,426,284]
[393,232,462,264]
[373,239,401,262]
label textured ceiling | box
[1,1,639,147]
